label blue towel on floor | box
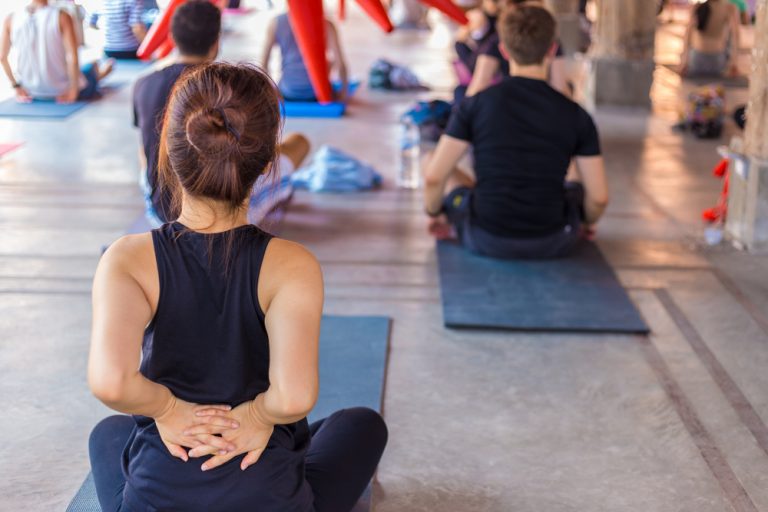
[291,145,382,193]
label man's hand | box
[188,398,274,471]
[14,86,31,103]
[427,214,455,240]
[56,86,79,104]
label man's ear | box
[546,41,559,59]
[498,42,510,61]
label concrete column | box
[545,0,582,56]
[585,0,657,108]
[725,0,768,252]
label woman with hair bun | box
[87,62,387,512]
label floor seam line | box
[654,288,768,462]
[637,330,759,512]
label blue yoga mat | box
[0,83,125,119]
[437,240,649,333]
[66,315,390,512]
[282,80,360,118]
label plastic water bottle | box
[398,116,421,189]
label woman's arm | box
[255,240,322,422]
[679,11,694,74]
[260,18,277,71]
[89,235,238,460]
[89,236,172,416]
[326,20,348,101]
[466,54,500,97]
[726,5,741,76]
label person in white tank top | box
[0,0,114,103]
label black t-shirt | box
[445,76,601,237]
[133,63,192,222]
[479,33,564,78]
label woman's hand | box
[155,397,240,462]
[187,399,274,471]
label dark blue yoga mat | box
[0,83,126,119]
[66,315,390,512]
[437,240,649,334]
[282,80,360,118]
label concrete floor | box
[1,2,768,511]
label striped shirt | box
[90,0,143,51]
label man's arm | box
[59,11,80,103]
[0,15,29,101]
[423,135,471,215]
[573,155,609,225]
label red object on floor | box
[418,0,468,24]
[339,0,346,21]
[154,36,176,59]
[702,158,730,223]
[287,0,333,103]
[0,142,23,157]
[355,0,394,32]
[137,0,187,60]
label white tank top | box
[11,6,70,98]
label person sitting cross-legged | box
[134,0,309,226]
[0,0,114,104]
[261,11,349,102]
[424,4,609,260]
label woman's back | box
[692,0,736,52]
[122,223,314,511]
[274,13,315,100]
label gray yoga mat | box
[67,315,390,512]
[437,240,649,334]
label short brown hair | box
[498,4,556,66]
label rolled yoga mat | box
[67,315,391,512]
[436,240,649,334]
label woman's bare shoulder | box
[98,232,155,277]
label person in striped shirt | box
[89,0,146,59]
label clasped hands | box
[155,396,274,472]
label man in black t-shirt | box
[133,1,222,223]
[424,4,608,260]
[463,0,569,99]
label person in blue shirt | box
[90,0,146,59]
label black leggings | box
[89,407,387,512]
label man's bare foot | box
[96,59,115,81]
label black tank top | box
[121,222,314,512]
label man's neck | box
[176,54,213,66]
[510,62,549,81]
[30,0,49,7]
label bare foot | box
[96,59,115,81]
